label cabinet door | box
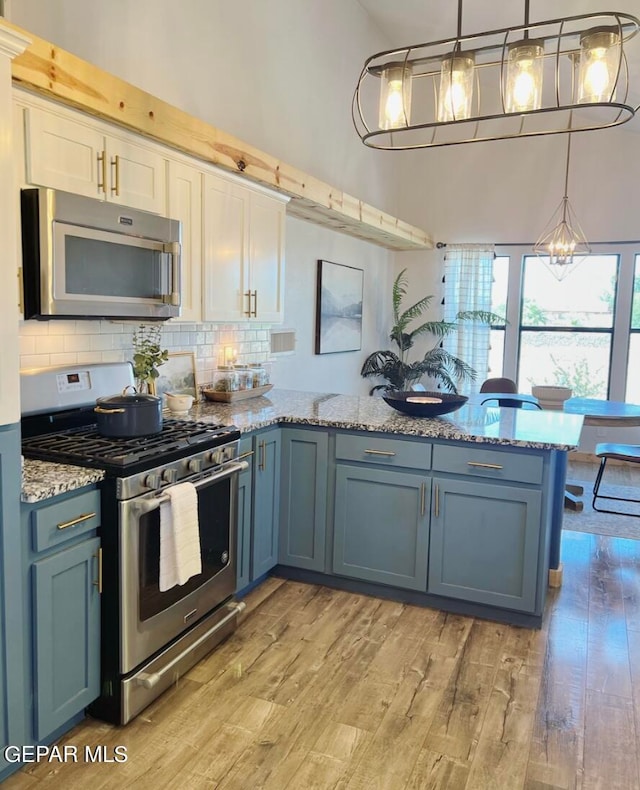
[107,136,166,214]
[429,477,541,612]
[333,466,430,591]
[252,429,281,579]
[236,438,253,592]
[32,537,101,740]
[0,426,26,779]
[25,106,104,198]
[202,172,248,321]
[248,191,285,322]
[279,429,328,571]
[168,160,202,321]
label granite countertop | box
[188,388,585,451]
[22,388,584,504]
[22,459,105,504]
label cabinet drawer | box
[432,444,543,485]
[32,490,101,552]
[335,433,431,470]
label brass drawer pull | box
[57,512,97,530]
[434,484,439,517]
[244,290,252,317]
[467,461,504,470]
[364,449,396,457]
[258,440,266,471]
[420,482,426,517]
[93,547,103,593]
[252,290,258,317]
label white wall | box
[10,0,404,396]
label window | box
[626,254,640,402]
[488,255,508,378]
[518,254,618,399]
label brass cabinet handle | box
[244,290,252,317]
[467,461,504,470]
[434,485,439,518]
[17,267,23,314]
[237,450,255,461]
[420,482,425,517]
[258,440,266,471]
[252,290,258,317]
[57,512,97,530]
[110,154,120,196]
[97,150,107,193]
[93,547,103,593]
[364,449,397,457]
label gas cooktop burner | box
[21,419,240,475]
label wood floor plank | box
[336,713,430,790]
[404,747,470,789]
[583,689,639,790]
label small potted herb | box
[131,324,169,393]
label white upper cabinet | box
[21,101,166,214]
[167,161,202,322]
[202,171,287,323]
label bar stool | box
[592,443,640,516]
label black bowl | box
[382,390,468,417]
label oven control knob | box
[162,469,178,484]
[144,473,161,490]
[208,449,223,465]
[223,446,236,461]
[187,458,202,474]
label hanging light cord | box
[562,132,572,202]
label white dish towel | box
[159,482,202,592]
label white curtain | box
[442,243,495,395]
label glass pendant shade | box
[577,26,621,103]
[505,39,544,113]
[437,52,475,122]
[378,63,413,129]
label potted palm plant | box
[361,269,501,394]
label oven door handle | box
[132,460,249,516]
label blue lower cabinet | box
[252,428,281,579]
[21,485,102,754]
[0,425,26,781]
[279,429,328,572]
[236,437,253,591]
[32,537,101,740]
[333,465,430,591]
[428,477,542,612]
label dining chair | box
[479,395,542,410]
[479,377,518,393]
[592,442,640,516]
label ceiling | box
[357,0,640,49]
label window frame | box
[496,245,636,400]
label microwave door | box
[49,222,179,319]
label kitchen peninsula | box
[23,389,583,629]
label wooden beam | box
[7,20,432,252]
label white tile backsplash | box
[19,319,273,389]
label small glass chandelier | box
[352,1,640,150]
[533,131,590,281]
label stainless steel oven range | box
[20,363,247,724]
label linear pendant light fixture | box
[352,1,640,150]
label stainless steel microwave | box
[20,187,182,320]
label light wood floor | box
[5,462,640,790]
